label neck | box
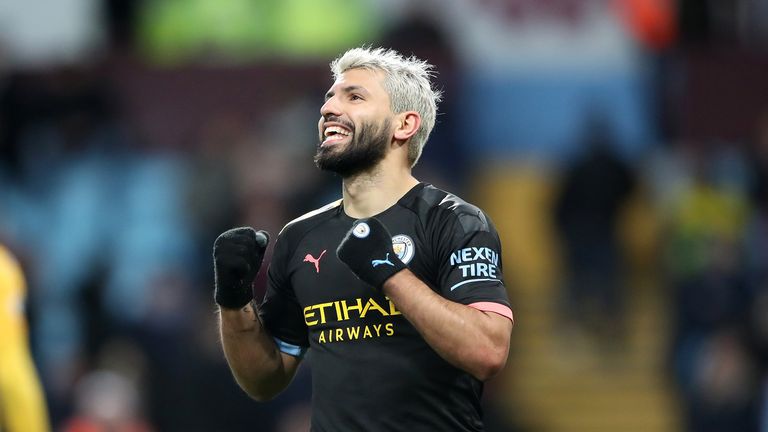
[341,158,419,219]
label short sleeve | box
[434,209,513,321]
[258,234,309,357]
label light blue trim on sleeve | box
[273,337,308,358]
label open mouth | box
[322,125,353,146]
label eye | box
[350,94,363,101]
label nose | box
[320,96,341,118]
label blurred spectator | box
[664,148,749,280]
[555,115,636,349]
[663,146,759,431]
[63,370,153,432]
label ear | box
[393,111,421,142]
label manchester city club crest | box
[391,234,415,264]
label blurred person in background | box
[664,146,759,431]
[213,46,514,431]
[554,115,636,351]
[0,244,50,432]
[63,369,153,432]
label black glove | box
[213,227,270,309]
[337,218,406,289]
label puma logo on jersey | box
[371,253,394,268]
[304,250,327,273]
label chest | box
[288,215,435,308]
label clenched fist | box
[213,227,270,309]
[337,218,406,290]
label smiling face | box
[315,68,396,177]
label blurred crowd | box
[0,49,311,432]
[1,0,768,431]
[555,118,768,431]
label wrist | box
[380,267,407,293]
[219,302,260,332]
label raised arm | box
[336,218,513,381]
[214,228,302,400]
[381,270,511,380]
[218,303,301,400]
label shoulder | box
[277,198,343,243]
[408,184,491,234]
[268,199,342,266]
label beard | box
[314,118,392,178]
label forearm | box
[382,270,512,381]
[218,302,291,400]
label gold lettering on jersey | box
[304,308,318,326]
[316,323,396,344]
[303,297,401,326]
[342,298,363,320]
[360,298,387,318]
[315,302,334,324]
[304,297,401,344]
[334,301,343,320]
[389,300,401,316]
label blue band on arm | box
[273,337,308,358]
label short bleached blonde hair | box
[330,47,442,167]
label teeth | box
[324,126,351,137]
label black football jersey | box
[259,183,513,431]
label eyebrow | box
[325,85,369,101]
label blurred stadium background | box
[1,0,768,431]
